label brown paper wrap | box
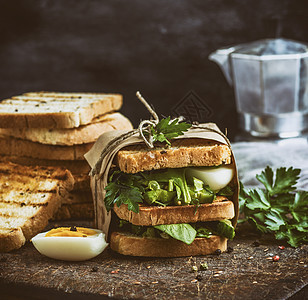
[84,123,239,236]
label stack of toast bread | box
[0,92,133,251]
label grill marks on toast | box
[0,155,91,175]
[0,202,46,218]
[0,163,70,207]
[0,191,55,206]
[0,162,74,251]
[10,94,120,108]
[0,162,72,181]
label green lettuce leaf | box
[154,223,197,245]
[205,220,235,240]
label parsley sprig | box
[105,171,144,213]
[148,116,191,146]
[240,166,308,247]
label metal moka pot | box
[209,38,308,138]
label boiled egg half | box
[186,165,234,192]
[31,227,108,261]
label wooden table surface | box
[0,223,307,300]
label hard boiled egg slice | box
[186,165,234,192]
[31,227,108,261]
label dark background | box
[0,0,308,140]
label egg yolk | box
[45,227,97,237]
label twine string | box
[138,120,157,148]
[136,91,160,148]
[136,91,159,122]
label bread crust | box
[0,92,123,128]
[0,112,133,145]
[72,174,90,191]
[0,155,90,175]
[0,136,93,160]
[116,139,232,173]
[61,190,93,205]
[53,190,94,220]
[110,232,227,257]
[1,194,62,240]
[113,197,234,226]
[0,161,74,186]
[53,203,94,220]
[0,228,26,252]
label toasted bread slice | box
[0,203,61,240]
[0,168,72,196]
[110,232,227,257]
[0,135,93,160]
[0,161,74,252]
[0,92,122,128]
[116,139,232,174]
[53,203,94,221]
[61,190,93,205]
[113,197,234,226]
[53,190,93,220]
[0,155,90,175]
[24,91,119,98]
[113,196,235,226]
[0,161,74,192]
[72,174,90,191]
[0,112,133,145]
[0,155,90,190]
[0,214,52,242]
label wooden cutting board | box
[0,223,307,300]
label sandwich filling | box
[116,218,235,245]
[105,165,236,244]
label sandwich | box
[85,91,239,257]
[86,118,239,257]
